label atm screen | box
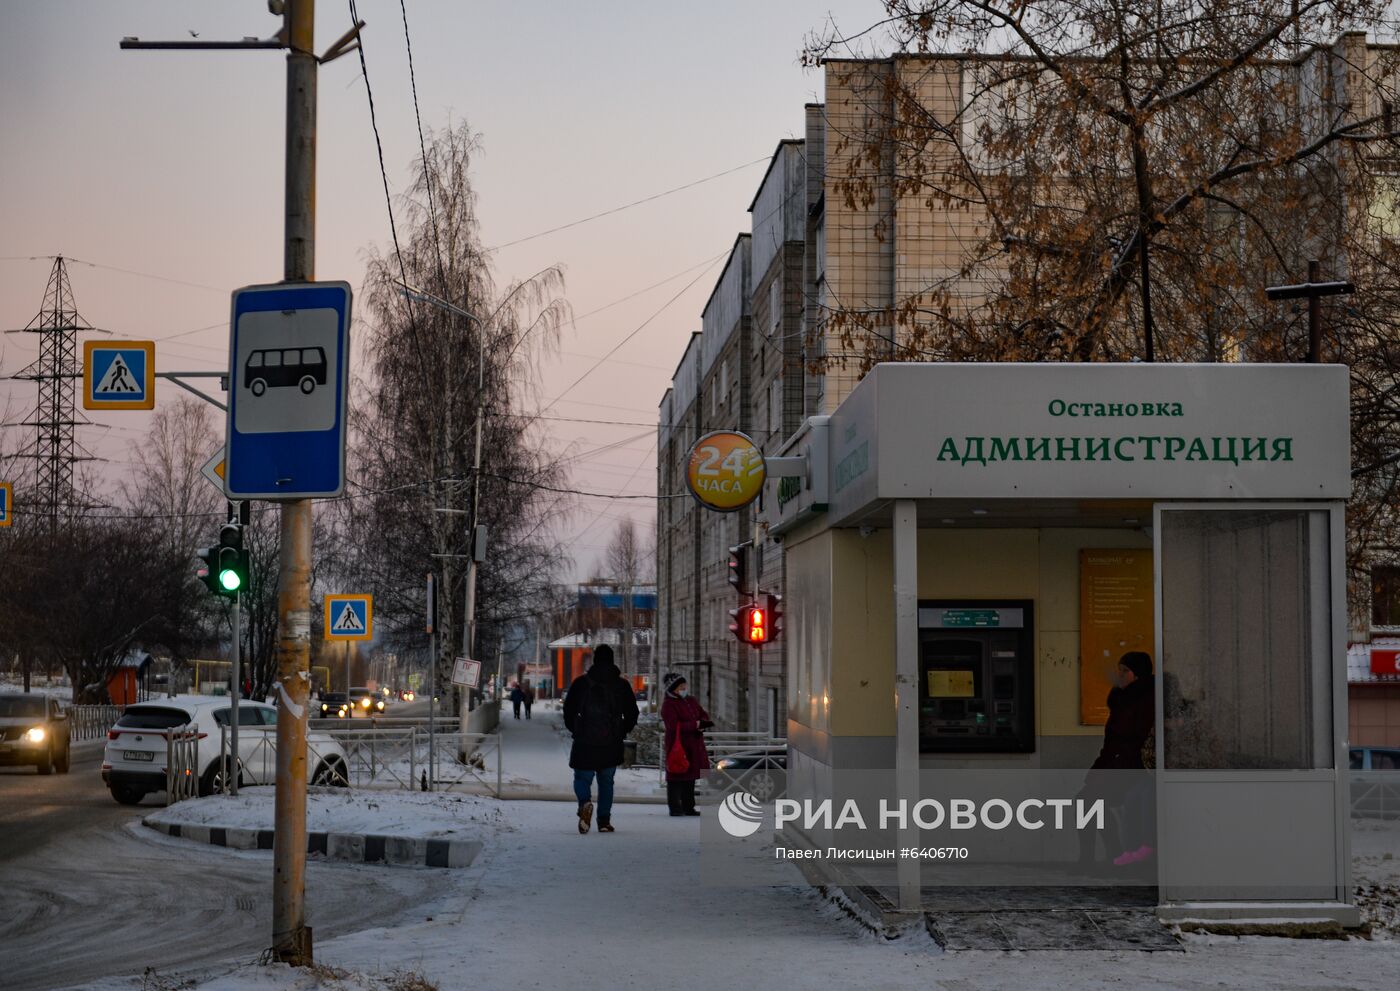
[928,669,975,698]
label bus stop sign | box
[225,281,352,500]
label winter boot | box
[578,800,594,834]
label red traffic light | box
[745,605,767,644]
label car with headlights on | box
[102,695,349,805]
[0,694,71,775]
[347,686,385,717]
[317,691,351,719]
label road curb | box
[141,816,483,869]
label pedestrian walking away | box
[563,644,639,834]
[523,683,535,720]
[660,671,712,816]
[509,682,524,720]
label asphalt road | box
[0,745,464,991]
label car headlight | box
[25,727,46,744]
[321,703,328,711]
[361,698,371,708]
[715,757,734,770]
[376,701,384,710]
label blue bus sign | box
[226,282,352,500]
[0,481,12,527]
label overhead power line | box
[539,252,726,416]
[488,156,769,251]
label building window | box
[769,378,782,438]
[1373,565,1400,627]
[770,279,781,336]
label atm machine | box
[918,600,1035,753]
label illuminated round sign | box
[685,430,766,512]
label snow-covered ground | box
[145,787,511,840]
[491,700,662,797]
[0,676,71,699]
[80,798,1400,991]
[63,706,1400,991]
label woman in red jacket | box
[660,671,712,816]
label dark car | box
[1351,747,1400,770]
[0,694,71,774]
[318,691,350,719]
[708,745,786,799]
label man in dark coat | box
[509,683,523,720]
[563,645,639,834]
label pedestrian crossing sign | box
[84,341,155,410]
[0,481,12,528]
[324,594,373,641]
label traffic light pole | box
[751,514,761,732]
[230,587,240,797]
[272,0,316,965]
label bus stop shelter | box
[764,362,1355,926]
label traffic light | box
[764,592,783,643]
[196,544,222,596]
[196,523,248,599]
[727,542,748,593]
[730,602,768,647]
[745,603,768,646]
[216,523,247,595]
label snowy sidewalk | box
[493,700,662,801]
[132,798,1400,991]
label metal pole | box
[426,572,436,791]
[231,589,240,797]
[429,625,437,791]
[752,515,761,733]
[459,341,485,741]
[1307,259,1321,363]
[272,0,316,966]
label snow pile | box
[146,787,511,841]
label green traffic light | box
[219,569,242,592]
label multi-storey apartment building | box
[660,36,1400,736]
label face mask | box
[677,689,689,698]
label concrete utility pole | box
[270,0,317,964]
[120,0,362,965]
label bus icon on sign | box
[245,347,328,397]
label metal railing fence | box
[66,704,124,740]
[216,724,504,796]
[165,723,200,804]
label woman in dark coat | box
[1088,651,1155,866]
[660,672,712,816]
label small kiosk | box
[765,362,1354,925]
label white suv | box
[101,694,350,805]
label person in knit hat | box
[660,671,712,816]
[563,644,639,834]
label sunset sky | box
[0,0,871,576]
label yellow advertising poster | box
[1079,549,1154,726]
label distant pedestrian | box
[563,645,639,834]
[509,682,524,720]
[660,672,712,817]
[523,683,535,720]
